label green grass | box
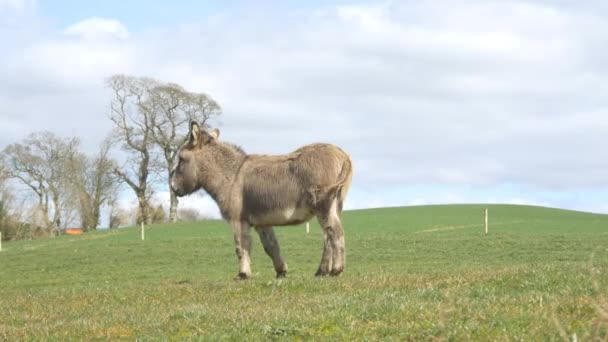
[1,204,608,340]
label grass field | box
[1,204,608,340]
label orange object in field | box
[64,228,84,235]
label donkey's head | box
[170,121,220,197]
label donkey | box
[170,122,353,279]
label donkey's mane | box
[224,142,246,155]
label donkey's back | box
[236,143,352,227]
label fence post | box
[141,222,145,241]
[306,222,310,234]
[485,208,488,235]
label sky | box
[2,0,608,220]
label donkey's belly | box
[249,206,314,227]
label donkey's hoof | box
[234,272,250,280]
[315,269,330,277]
[276,270,287,278]
[330,268,344,277]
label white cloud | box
[20,39,134,85]
[63,17,129,40]
[14,18,134,87]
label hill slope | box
[1,204,608,340]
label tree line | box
[0,75,221,240]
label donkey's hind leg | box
[315,221,334,277]
[327,198,345,276]
[255,226,288,278]
[315,197,345,276]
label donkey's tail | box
[333,154,353,213]
[309,150,353,212]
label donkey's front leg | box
[231,220,252,280]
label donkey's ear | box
[209,128,220,140]
[189,121,201,145]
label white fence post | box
[485,208,488,235]
[306,222,310,234]
[141,222,145,241]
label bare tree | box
[1,132,79,236]
[106,74,221,223]
[106,75,160,225]
[65,137,119,230]
[146,83,221,222]
[0,163,14,240]
[106,193,120,228]
[0,159,6,181]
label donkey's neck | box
[198,143,246,215]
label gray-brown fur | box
[171,121,353,279]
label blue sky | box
[2,0,608,222]
[38,0,234,29]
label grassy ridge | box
[1,204,608,340]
